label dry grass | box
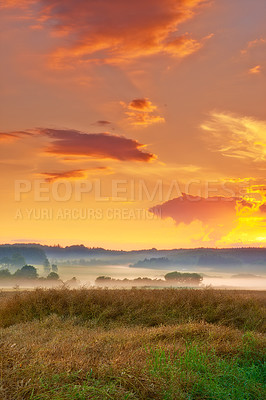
[0,288,265,332]
[0,289,265,399]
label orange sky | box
[0,0,266,249]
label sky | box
[0,0,266,249]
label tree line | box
[95,272,203,287]
[0,265,60,281]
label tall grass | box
[0,288,265,331]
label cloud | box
[201,112,266,166]
[39,166,111,182]
[39,169,88,182]
[241,38,266,55]
[149,193,252,242]
[241,38,266,76]
[94,120,112,126]
[150,193,251,225]
[259,204,266,213]
[5,0,211,66]
[0,0,34,8]
[41,128,155,161]
[0,131,33,141]
[0,132,18,141]
[165,33,213,56]
[126,112,165,126]
[248,65,262,75]
[128,98,157,112]
[2,127,155,162]
[122,98,165,126]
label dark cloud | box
[259,203,266,213]
[149,193,246,225]
[1,127,155,161]
[94,120,112,126]
[149,194,253,241]
[41,128,155,161]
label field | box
[0,288,265,399]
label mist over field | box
[1,243,265,290]
[50,264,266,290]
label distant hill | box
[0,244,47,266]
[0,244,265,274]
[130,257,172,268]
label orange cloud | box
[0,0,35,8]
[241,38,266,54]
[0,131,33,141]
[128,98,157,112]
[126,112,165,126]
[122,98,165,126]
[39,169,88,182]
[40,166,110,182]
[0,132,18,141]
[165,33,213,57]
[6,0,211,67]
[248,65,262,74]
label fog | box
[202,276,266,290]
[45,264,266,290]
[1,264,265,290]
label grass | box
[0,288,265,399]
[147,341,265,399]
[0,288,265,331]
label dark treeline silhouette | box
[0,244,265,273]
[0,265,60,281]
[130,257,172,268]
[95,272,203,288]
[0,245,47,271]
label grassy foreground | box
[0,288,265,399]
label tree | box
[14,265,38,279]
[164,271,203,285]
[0,257,11,267]
[11,253,26,268]
[51,264,58,273]
[0,269,12,279]
[47,272,60,280]
[95,276,112,282]
[43,258,51,274]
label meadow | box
[0,288,265,399]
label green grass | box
[147,340,265,399]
